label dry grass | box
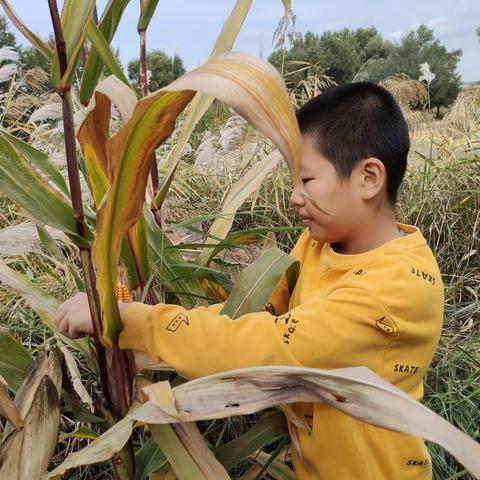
[0,77,479,479]
[381,74,428,108]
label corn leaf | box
[78,74,138,205]
[0,350,62,479]
[47,365,480,479]
[0,129,69,196]
[79,77,150,289]
[78,91,110,206]
[0,0,53,60]
[196,150,281,266]
[221,247,298,319]
[86,20,131,90]
[162,53,301,182]
[214,411,288,470]
[0,135,83,239]
[80,0,131,103]
[0,378,22,430]
[93,52,300,346]
[135,437,166,480]
[59,346,94,413]
[245,450,295,480]
[150,423,230,480]
[144,208,206,307]
[46,410,136,478]
[154,0,253,208]
[0,330,31,393]
[138,0,160,31]
[51,0,96,89]
[91,89,196,346]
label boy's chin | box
[305,223,325,242]
[306,223,336,244]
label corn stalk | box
[138,0,160,201]
[47,1,134,477]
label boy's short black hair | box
[296,82,409,204]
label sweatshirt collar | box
[321,222,426,267]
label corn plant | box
[0,1,479,479]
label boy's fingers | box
[69,324,82,339]
[58,316,69,337]
[54,302,66,327]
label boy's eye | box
[302,178,314,183]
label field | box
[0,79,479,479]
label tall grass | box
[0,90,479,478]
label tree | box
[268,27,393,87]
[367,25,462,114]
[0,15,16,47]
[0,15,51,78]
[19,43,52,73]
[128,49,185,92]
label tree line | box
[1,15,470,112]
[268,25,464,113]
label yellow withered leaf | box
[89,52,301,347]
[0,377,21,431]
[0,350,62,479]
[47,365,480,479]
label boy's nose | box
[290,186,305,207]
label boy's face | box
[290,135,364,244]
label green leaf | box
[248,449,295,480]
[86,20,132,90]
[0,129,69,196]
[149,423,229,480]
[214,411,288,470]
[221,247,299,319]
[0,0,53,60]
[80,0,131,104]
[0,330,31,392]
[0,135,78,237]
[62,390,106,424]
[60,426,99,442]
[137,0,160,31]
[135,436,166,480]
[144,208,207,308]
[281,0,292,12]
[51,0,96,88]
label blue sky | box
[5,0,480,82]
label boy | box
[56,82,444,479]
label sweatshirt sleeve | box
[264,229,310,316]
[119,286,392,380]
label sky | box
[5,0,480,82]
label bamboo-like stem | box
[48,1,134,477]
[47,0,107,384]
[139,0,160,201]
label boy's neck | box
[331,211,402,255]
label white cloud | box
[322,22,343,31]
[386,30,405,42]
[413,17,457,35]
[386,16,457,43]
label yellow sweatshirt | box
[119,222,444,480]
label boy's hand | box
[55,292,129,339]
[55,292,93,338]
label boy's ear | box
[357,157,386,200]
